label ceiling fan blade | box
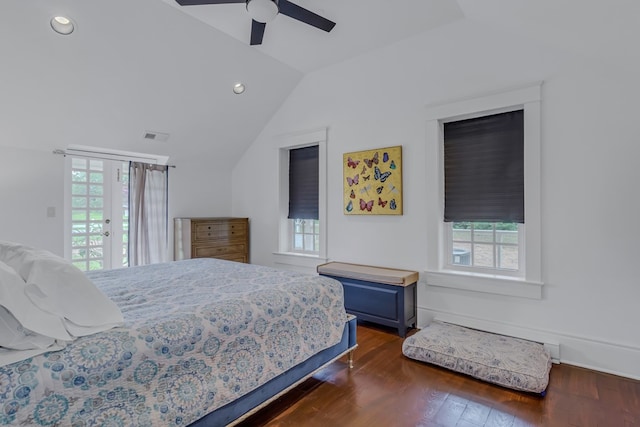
[175,0,244,5]
[250,20,266,45]
[278,0,335,32]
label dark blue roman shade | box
[444,110,524,223]
[288,145,319,220]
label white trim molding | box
[276,127,328,269]
[424,82,543,298]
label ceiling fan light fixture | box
[50,16,75,35]
[246,0,279,23]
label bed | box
[0,247,356,427]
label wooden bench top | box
[317,262,419,287]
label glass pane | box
[314,220,320,234]
[89,197,103,208]
[72,158,86,169]
[89,172,103,183]
[72,236,87,247]
[89,247,103,259]
[89,210,103,221]
[89,160,103,171]
[293,234,303,250]
[90,236,103,246]
[88,260,104,270]
[452,228,471,241]
[452,243,471,266]
[314,235,320,251]
[73,261,87,271]
[72,223,87,234]
[72,184,87,195]
[71,248,86,260]
[89,185,103,196]
[72,171,87,182]
[304,235,314,250]
[473,244,495,268]
[304,220,314,234]
[497,230,518,244]
[473,228,494,243]
[294,220,303,233]
[72,210,87,221]
[89,222,103,233]
[498,245,519,270]
[72,197,87,208]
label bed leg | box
[348,350,354,369]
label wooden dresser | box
[174,217,249,263]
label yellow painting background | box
[343,146,403,215]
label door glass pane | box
[473,244,494,268]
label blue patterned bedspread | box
[0,259,347,426]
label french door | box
[66,157,129,271]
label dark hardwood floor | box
[237,323,640,427]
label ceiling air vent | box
[143,131,170,142]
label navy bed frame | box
[188,316,358,427]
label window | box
[443,109,524,277]
[292,219,320,253]
[276,128,327,267]
[287,145,319,255]
[424,83,542,299]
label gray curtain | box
[129,162,169,266]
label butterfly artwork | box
[390,199,397,210]
[378,197,388,208]
[376,185,384,194]
[383,152,389,162]
[360,165,367,175]
[374,166,391,183]
[347,157,360,169]
[350,189,356,199]
[387,184,399,194]
[346,200,353,212]
[346,174,359,187]
[359,198,374,212]
[390,160,396,170]
[363,152,379,168]
[363,175,370,181]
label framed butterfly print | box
[343,145,403,215]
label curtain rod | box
[53,149,176,168]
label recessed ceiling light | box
[51,16,75,35]
[233,83,246,95]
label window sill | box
[424,269,543,299]
[272,252,328,269]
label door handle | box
[103,231,110,237]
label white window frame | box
[273,128,328,269]
[425,83,543,299]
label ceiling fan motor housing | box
[246,0,279,23]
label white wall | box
[0,144,233,259]
[232,20,640,379]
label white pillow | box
[0,260,72,346]
[0,241,124,337]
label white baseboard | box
[418,306,640,381]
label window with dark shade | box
[444,110,524,223]
[288,145,319,220]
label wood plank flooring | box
[237,323,640,427]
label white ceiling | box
[2,0,639,169]
[161,0,466,73]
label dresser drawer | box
[192,244,247,258]
[193,221,247,241]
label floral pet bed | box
[402,321,552,394]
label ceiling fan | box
[175,0,336,45]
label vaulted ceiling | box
[1,0,638,168]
